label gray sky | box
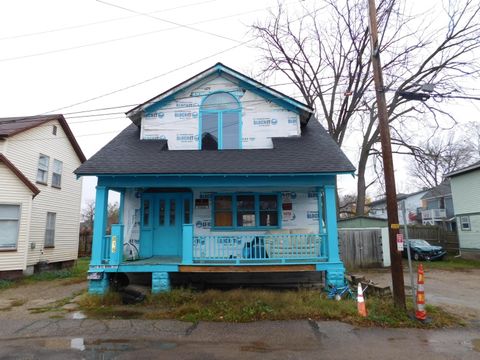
[1,0,478,208]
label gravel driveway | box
[361,267,480,323]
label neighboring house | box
[448,161,480,259]
[420,181,455,231]
[75,63,355,294]
[368,189,427,225]
[0,115,85,279]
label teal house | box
[75,63,355,294]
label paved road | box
[0,319,479,359]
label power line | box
[43,39,253,114]
[0,2,281,63]
[97,0,243,44]
[0,0,218,41]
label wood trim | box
[0,154,40,197]
[179,264,316,273]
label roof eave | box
[0,154,40,197]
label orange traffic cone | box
[357,283,367,317]
[415,264,427,321]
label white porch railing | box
[422,209,446,220]
[192,233,326,263]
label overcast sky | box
[1,0,478,208]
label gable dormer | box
[126,63,313,150]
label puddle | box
[71,311,87,320]
[71,338,85,351]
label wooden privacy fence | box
[78,231,93,258]
[400,225,459,254]
[338,229,383,268]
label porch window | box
[259,195,278,226]
[200,92,241,150]
[0,204,20,250]
[213,193,280,229]
[214,195,233,227]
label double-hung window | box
[213,194,280,229]
[200,92,241,150]
[460,216,471,231]
[44,212,56,247]
[52,159,63,188]
[0,205,20,250]
[36,154,49,184]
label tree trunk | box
[356,149,369,216]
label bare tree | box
[252,0,480,215]
[338,193,358,218]
[80,200,120,233]
[407,134,477,188]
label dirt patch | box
[0,279,87,320]
[361,267,480,322]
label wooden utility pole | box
[367,0,406,309]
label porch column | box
[182,224,193,264]
[324,184,345,287]
[118,190,125,225]
[324,184,340,263]
[91,186,109,266]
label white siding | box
[4,120,82,266]
[0,163,32,271]
[451,170,480,214]
[451,169,480,250]
[458,214,480,249]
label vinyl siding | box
[4,120,82,266]
[458,214,480,250]
[451,169,480,250]
[0,163,32,271]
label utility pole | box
[367,0,406,309]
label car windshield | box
[409,239,431,247]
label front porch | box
[87,174,346,294]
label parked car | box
[403,239,446,261]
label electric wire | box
[0,0,218,41]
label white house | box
[368,189,427,225]
[0,115,85,278]
[448,161,480,259]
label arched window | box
[200,92,241,150]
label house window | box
[0,205,20,250]
[200,92,241,150]
[52,159,63,188]
[36,154,49,184]
[44,212,56,248]
[460,216,471,231]
[52,125,57,135]
[213,194,280,229]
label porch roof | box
[75,117,355,176]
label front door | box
[140,193,192,258]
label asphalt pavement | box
[0,319,479,359]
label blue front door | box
[140,193,192,258]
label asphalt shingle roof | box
[75,117,355,175]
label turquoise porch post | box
[118,190,125,225]
[91,186,109,266]
[88,185,109,295]
[182,224,194,264]
[323,184,345,286]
